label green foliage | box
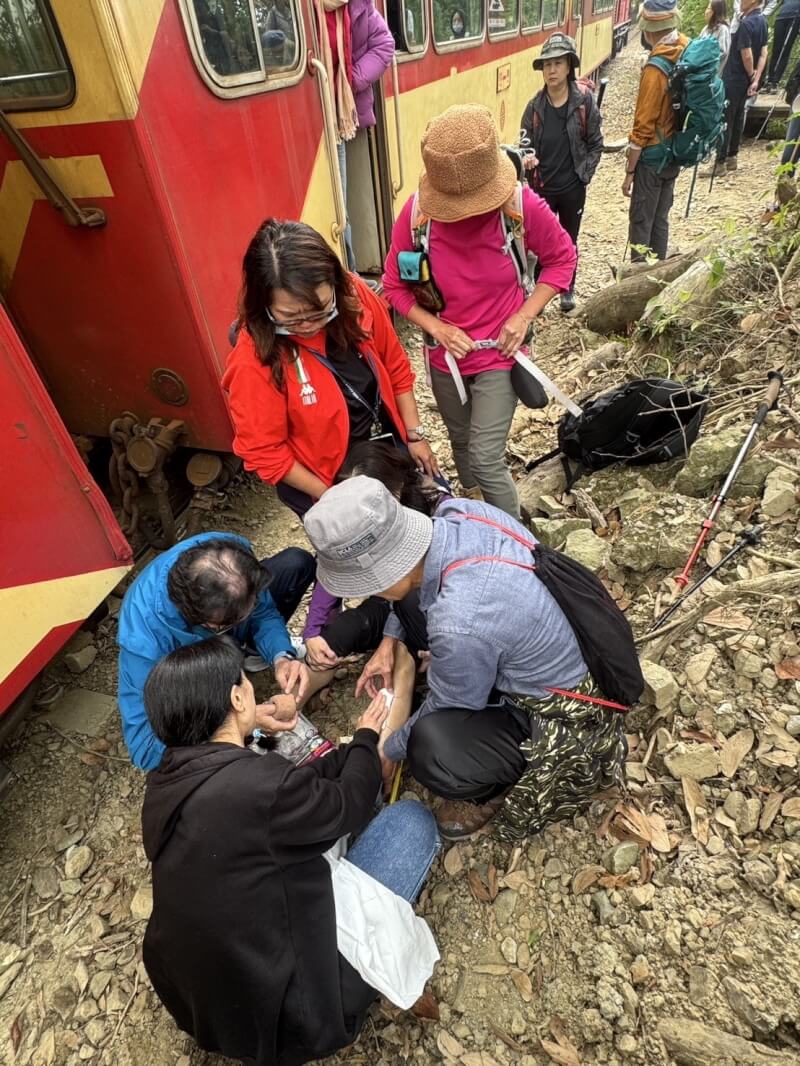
[678,0,708,40]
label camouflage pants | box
[493,677,627,843]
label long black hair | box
[707,0,728,28]
[238,218,367,388]
[144,636,245,748]
[337,442,444,517]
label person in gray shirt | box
[304,476,627,841]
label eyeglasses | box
[204,621,237,635]
[266,291,337,329]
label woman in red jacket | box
[223,218,438,516]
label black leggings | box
[321,590,428,659]
[540,183,586,290]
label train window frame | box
[591,0,614,10]
[0,0,75,113]
[388,0,429,60]
[541,0,559,27]
[521,0,543,34]
[431,0,486,52]
[178,0,307,99]
[487,0,520,41]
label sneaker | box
[559,290,576,313]
[726,157,738,172]
[699,162,724,179]
[435,792,508,840]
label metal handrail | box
[309,57,348,262]
[0,110,106,229]
[390,55,405,198]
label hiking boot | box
[699,161,725,179]
[725,156,738,172]
[436,792,508,840]
[560,290,577,313]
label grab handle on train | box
[309,58,349,263]
[390,56,405,199]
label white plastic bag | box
[324,843,439,1009]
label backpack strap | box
[646,55,675,78]
[500,182,531,295]
[410,190,431,253]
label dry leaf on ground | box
[437,1031,465,1059]
[443,847,464,877]
[781,797,800,818]
[611,804,653,846]
[681,777,710,845]
[411,990,440,1021]
[720,729,755,777]
[502,871,531,892]
[572,865,606,894]
[487,863,499,901]
[760,792,783,831]
[541,1016,582,1066]
[775,658,800,680]
[702,607,753,630]
[468,869,491,903]
[646,812,671,852]
[511,969,533,1002]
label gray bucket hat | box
[532,32,580,70]
[303,476,434,598]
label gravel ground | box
[1,39,799,1066]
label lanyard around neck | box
[302,345,383,427]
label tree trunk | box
[658,1019,800,1066]
[583,252,698,334]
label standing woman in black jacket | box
[140,637,439,1066]
[520,32,603,311]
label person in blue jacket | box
[118,533,315,770]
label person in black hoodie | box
[141,636,439,1066]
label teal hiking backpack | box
[641,36,726,172]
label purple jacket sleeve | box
[351,3,395,92]
[381,196,417,318]
[522,186,577,295]
[303,582,341,640]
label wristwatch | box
[406,424,427,441]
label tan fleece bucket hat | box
[418,104,517,223]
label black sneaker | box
[560,290,576,313]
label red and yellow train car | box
[0,0,616,719]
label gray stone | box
[663,921,682,957]
[493,889,518,928]
[688,965,716,1005]
[54,828,83,853]
[500,937,517,964]
[581,1007,610,1044]
[715,874,737,893]
[610,497,709,572]
[743,860,776,890]
[723,976,778,1034]
[89,970,112,1001]
[629,884,655,909]
[0,963,22,1000]
[50,983,78,1022]
[537,494,567,517]
[685,645,717,686]
[543,857,565,878]
[733,649,763,679]
[564,528,609,573]
[64,845,94,881]
[603,842,640,876]
[617,1034,638,1055]
[786,715,800,737]
[32,865,59,900]
[130,883,153,921]
[674,427,772,498]
[529,516,591,548]
[0,943,22,975]
[761,471,796,518]
[593,889,615,923]
[47,689,116,738]
[617,487,652,521]
[664,743,720,781]
[730,947,753,967]
[640,660,679,710]
[723,792,761,836]
[517,458,569,513]
[63,645,97,675]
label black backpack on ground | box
[457,513,645,707]
[527,378,708,486]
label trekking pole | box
[674,370,784,589]
[648,525,764,632]
[597,77,609,110]
[756,31,795,140]
[685,161,699,218]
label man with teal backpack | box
[623,0,725,259]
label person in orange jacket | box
[222,218,438,517]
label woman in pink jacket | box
[383,104,576,519]
[317,0,394,267]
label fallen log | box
[583,252,698,334]
[658,1019,800,1066]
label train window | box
[488,0,520,38]
[557,0,566,20]
[592,0,614,9]
[0,0,74,111]
[387,0,427,53]
[541,0,559,25]
[433,0,485,46]
[522,0,543,30]
[183,0,303,93]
